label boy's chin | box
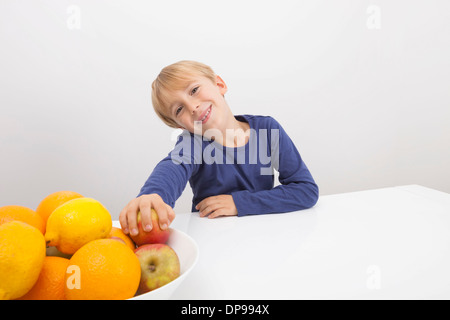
[193,118,214,131]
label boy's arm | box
[120,132,199,234]
[138,131,201,206]
[231,118,319,216]
[137,155,195,207]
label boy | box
[119,61,318,236]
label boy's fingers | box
[127,211,138,236]
[197,196,221,216]
[153,201,170,230]
[139,201,153,232]
[166,204,176,223]
[196,196,213,212]
[208,209,225,219]
[200,203,220,217]
[121,195,174,235]
[126,201,140,236]
[119,207,129,234]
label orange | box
[36,191,83,232]
[65,239,141,300]
[0,221,46,300]
[0,205,45,234]
[107,227,136,251]
[19,256,70,300]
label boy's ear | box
[215,75,228,96]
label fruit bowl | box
[112,221,199,300]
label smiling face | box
[166,75,231,135]
[151,61,248,145]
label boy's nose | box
[190,104,200,115]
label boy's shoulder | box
[237,114,282,129]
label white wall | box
[1,0,449,219]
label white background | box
[1,0,449,219]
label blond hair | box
[151,60,217,128]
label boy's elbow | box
[308,182,319,208]
[299,181,319,209]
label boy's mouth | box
[198,105,212,124]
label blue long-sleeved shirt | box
[138,115,318,216]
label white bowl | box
[112,221,199,300]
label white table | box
[168,185,450,299]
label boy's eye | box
[175,105,183,116]
[191,86,199,95]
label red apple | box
[130,209,170,246]
[134,243,180,294]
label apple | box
[134,243,180,294]
[130,209,170,246]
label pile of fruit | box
[0,191,180,300]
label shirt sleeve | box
[137,131,200,208]
[231,117,319,216]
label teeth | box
[201,108,211,121]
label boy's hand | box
[195,194,238,218]
[119,194,175,236]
